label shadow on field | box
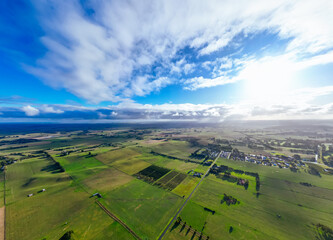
[41,162,64,174]
[22,177,37,187]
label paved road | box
[158,151,222,240]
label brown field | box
[82,168,134,192]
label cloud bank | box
[1,85,333,122]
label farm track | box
[158,151,222,240]
[49,152,140,239]
[106,196,179,201]
[95,200,142,240]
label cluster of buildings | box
[231,153,306,169]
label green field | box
[101,179,183,239]
[5,156,133,240]
[150,140,198,160]
[1,126,333,240]
[167,158,333,240]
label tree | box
[59,230,75,240]
[293,154,301,160]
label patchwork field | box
[1,125,332,240]
[167,158,333,240]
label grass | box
[172,176,199,197]
[148,157,199,173]
[150,140,197,160]
[96,147,150,175]
[96,148,140,165]
[101,179,183,239]
[5,156,133,240]
[2,128,333,240]
[217,158,333,189]
[176,159,333,240]
[82,167,134,193]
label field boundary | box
[95,200,142,240]
[3,169,6,240]
[157,151,222,240]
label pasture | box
[101,179,184,239]
[150,140,197,160]
[1,126,333,240]
[4,156,132,240]
[169,158,333,240]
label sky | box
[1,0,333,122]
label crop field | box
[172,176,199,197]
[1,125,333,240]
[135,165,170,183]
[155,171,187,190]
[156,171,179,186]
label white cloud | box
[185,50,333,91]
[26,0,333,102]
[184,75,239,90]
[41,105,64,114]
[22,105,40,116]
[111,111,118,116]
[98,112,107,119]
[184,63,195,74]
[3,84,333,121]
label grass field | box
[82,167,134,193]
[172,176,199,197]
[101,179,184,239]
[2,127,333,240]
[4,156,134,240]
[150,140,197,160]
[169,158,333,240]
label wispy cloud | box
[23,0,333,103]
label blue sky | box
[1,0,333,122]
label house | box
[28,193,33,197]
[193,172,202,178]
[42,189,46,192]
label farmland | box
[0,122,332,239]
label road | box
[158,151,222,240]
[95,200,142,240]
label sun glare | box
[242,57,297,104]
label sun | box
[241,56,298,104]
